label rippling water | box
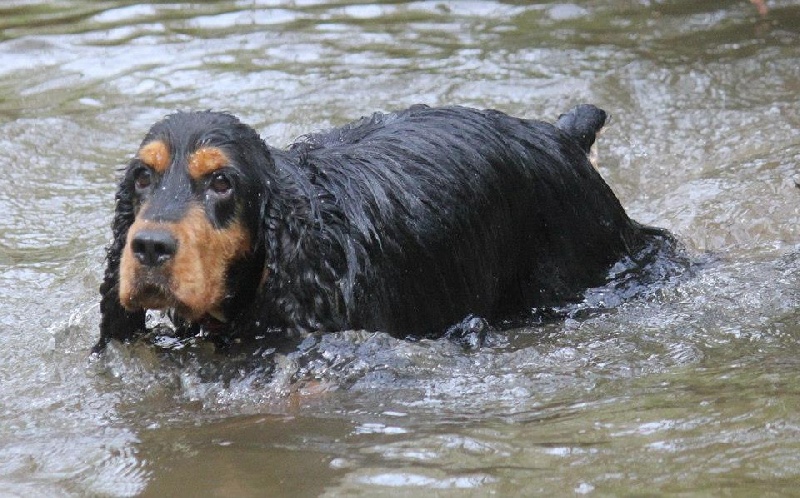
[1,1,798,496]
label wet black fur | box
[95,104,670,352]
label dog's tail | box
[556,104,608,155]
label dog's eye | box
[208,172,232,196]
[134,168,153,192]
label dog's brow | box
[138,140,170,173]
[187,147,229,179]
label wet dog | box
[94,104,671,352]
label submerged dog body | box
[96,104,664,351]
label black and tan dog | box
[94,104,672,352]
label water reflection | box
[138,415,350,498]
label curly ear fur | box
[93,170,145,353]
[257,156,350,333]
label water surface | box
[1,1,798,496]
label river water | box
[1,1,798,496]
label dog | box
[94,104,672,353]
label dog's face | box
[117,112,265,323]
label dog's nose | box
[131,229,178,267]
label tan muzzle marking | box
[119,204,251,320]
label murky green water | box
[1,1,798,496]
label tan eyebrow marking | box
[187,147,229,180]
[137,140,170,173]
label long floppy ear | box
[256,153,349,334]
[93,170,146,354]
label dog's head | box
[115,111,271,324]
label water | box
[1,1,798,496]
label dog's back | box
[281,105,651,336]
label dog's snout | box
[131,229,178,267]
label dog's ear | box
[93,169,145,353]
[255,157,349,333]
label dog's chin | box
[123,282,223,325]
[122,282,176,312]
